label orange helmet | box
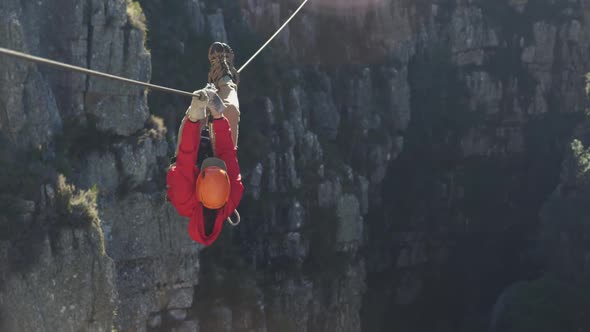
[196,158,230,209]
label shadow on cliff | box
[361,35,585,331]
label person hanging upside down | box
[166,42,244,246]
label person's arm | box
[211,116,245,218]
[166,117,202,217]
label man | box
[166,42,244,246]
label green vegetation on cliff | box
[492,79,590,331]
[126,0,147,33]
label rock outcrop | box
[0,176,116,332]
[0,0,196,331]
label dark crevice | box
[361,1,588,331]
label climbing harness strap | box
[205,117,241,227]
[227,209,241,226]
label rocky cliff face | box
[0,0,197,331]
[1,0,590,331]
[141,0,590,331]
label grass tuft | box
[126,0,147,33]
[146,114,167,140]
[56,174,100,226]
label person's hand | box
[202,83,226,119]
[186,89,208,122]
